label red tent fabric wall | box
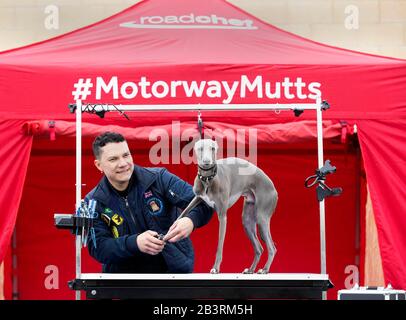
[358,120,406,286]
[0,121,32,259]
[1,0,406,297]
[13,129,361,300]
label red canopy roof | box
[0,0,400,66]
[0,0,405,120]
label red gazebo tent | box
[0,0,405,299]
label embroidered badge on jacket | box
[111,213,124,226]
[144,190,153,198]
[147,197,163,216]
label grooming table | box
[69,273,333,300]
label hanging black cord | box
[111,104,130,120]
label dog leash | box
[198,110,204,138]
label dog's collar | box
[198,164,217,182]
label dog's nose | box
[202,158,211,165]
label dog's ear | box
[193,140,199,153]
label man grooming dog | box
[165,139,278,274]
[86,132,214,273]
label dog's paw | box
[257,269,269,274]
[210,268,219,274]
[242,268,254,274]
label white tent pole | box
[75,99,82,300]
[316,97,327,300]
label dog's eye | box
[211,147,216,151]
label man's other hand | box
[163,217,194,242]
[136,230,165,255]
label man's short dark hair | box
[93,132,126,159]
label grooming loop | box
[305,160,343,201]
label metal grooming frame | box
[73,97,328,300]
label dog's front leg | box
[177,196,202,220]
[210,208,227,274]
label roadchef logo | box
[120,13,257,30]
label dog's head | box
[194,139,218,169]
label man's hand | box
[136,230,165,255]
[163,217,194,242]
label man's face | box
[94,141,134,190]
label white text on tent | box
[120,14,257,30]
[94,75,322,104]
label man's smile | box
[116,168,131,174]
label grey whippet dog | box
[178,139,278,274]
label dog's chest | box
[200,194,216,210]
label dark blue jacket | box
[85,165,214,273]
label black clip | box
[321,100,330,111]
[293,108,304,117]
[305,160,342,201]
[93,105,106,119]
[68,103,77,113]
